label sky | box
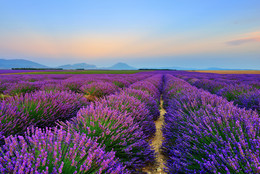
[0,0,260,69]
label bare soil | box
[142,99,167,174]
[84,94,98,102]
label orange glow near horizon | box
[0,30,260,59]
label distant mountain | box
[107,62,136,70]
[0,59,48,69]
[2,59,253,71]
[58,63,97,69]
[0,59,137,70]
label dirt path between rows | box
[142,99,167,174]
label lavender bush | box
[58,103,155,170]
[80,81,119,98]
[120,88,160,120]
[0,126,128,173]
[162,74,260,173]
[40,83,68,92]
[0,102,27,142]
[193,79,228,94]
[4,81,42,95]
[0,90,88,140]
[130,81,160,102]
[96,93,156,138]
[234,90,260,114]
[112,79,131,88]
[216,84,257,101]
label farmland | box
[0,70,150,75]
[0,70,259,173]
[188,70,260,74]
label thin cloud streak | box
[226,31,260,46]
[226,37,260,46]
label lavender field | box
[0,70,259,173]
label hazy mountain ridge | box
[0,59,48,69]
[107,62,136,70]
[0,59,137,70]
[58,63,97,69]
[0,59,255,70]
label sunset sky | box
[0,0,260,69]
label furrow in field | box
[142,98,166,174]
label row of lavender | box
[162,74,260,173]
[174,71,260,85]
[0,73,151,142]
[0,74,162,173]
[173,71,260,114]
[0,74,150,97]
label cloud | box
[226,37,260,46]
[226,31,260,46]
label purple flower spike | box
[80,81,119,97]
[162,74,260,173]
[96,93,156,138]
[0,90,89,141]
[119,88,160,120]
[0,126,129,173]
[59,103,155,170]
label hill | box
[0,59,48,69]
[107,62,136,70]
[58,63,97,69]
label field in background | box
[188,70,260,74]
[0,70,151,75]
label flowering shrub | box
[96,94,156,137]
[162,75,260,173]
[0,102,27,142]
[0,83,13,93]
[234,90,260,114]
[0,73,163,173]
[145,74,164,93]
[0,126,128,173]
[216,84,256,101]
[40,82,68,92]
[112,79,131,88]
[61,80,85,93]
[80,81,119,98]
[4,81,42,95]
[130,81,160,102]
[59,103,155,169]
[0,90,88,139]
[120,88,160,120]
[193,79,227,94]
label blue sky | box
[0,0,260,69]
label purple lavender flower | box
[162,74,260,173]
[234,90,260,114]
[130,81,160,102]
[40,82,68,92]
[120,88,160,120]
[193,79,228,94]
[96,93,156,138]
[112,79,131,88]
[0,126,129,173]
[58,103,155,170]
[80,81,119,98]
[216,84,257,101]
[4,81,43,95]
[0,90,88,140]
